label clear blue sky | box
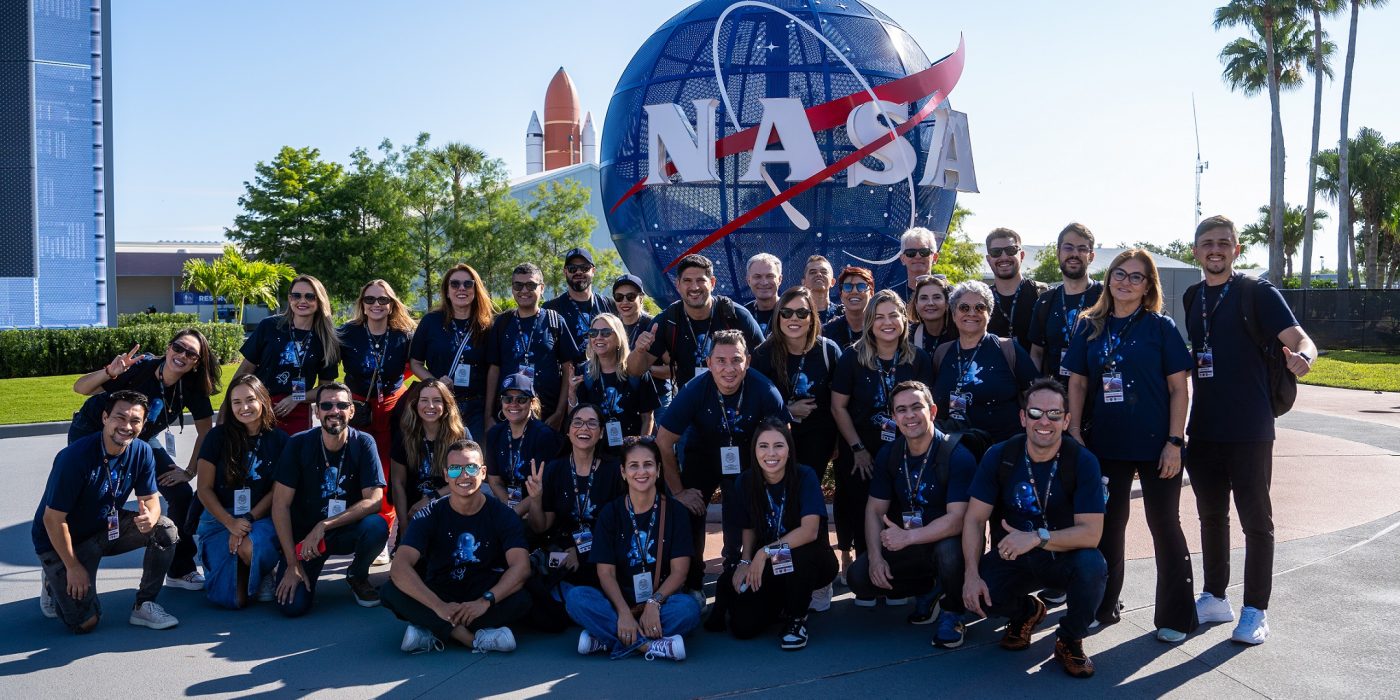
[112,1,1400,269]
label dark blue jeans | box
[979,547,1106,642]
[849,536,966,613]
[277,514,388,618]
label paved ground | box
[1,384,1397,698]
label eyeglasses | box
[512,281,541,292]
[778,307,812,320]
[448,278,475,290]
[445,464,484,479]
[614,292,640,303]
[168,341,200,361]
[1059,244,1092,255]
[903,247,933,258]
[361,296,392,307]
[987,245,1021,258]
[571,419,601,430]
[1025,407,1066,421]
[501,394,531,405]
[1110,268,1148,285]
[318,401,352,411]
[565,264,594,274]
[956,303,990,314]
[288,291,316,301]
[586,328,615,339]
[840,282,870,293]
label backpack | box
[663,295,744,380]
[989,434,1082,544]
[887,431,966,512]
[930,334,1018,376]
[1184,276,1297,417]
[929,335,1016,460]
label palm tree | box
[1349,128,1400,288]
[1337,0,1390,289]
[1241,203,1329,279]
[1300,0,1343,287]
[181,257,229,321]
[219,246,295,324]
[1215,0,1306,284]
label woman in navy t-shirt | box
[408,263,496,441]
[931,281,1038,442]
[571,313,661,448]
[750,287,842,478]
[235,274,341,434]
[484,373,564,518]
[389,380,467,545]
[909,275,956,356]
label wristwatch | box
[850,441,866,453]
[482,591,496,607]
[1036,528,1051,549]
[1166,435,1185,448]
[1299,351,1313,363]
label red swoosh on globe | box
[609,34,965,216]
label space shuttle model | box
[526,67,595,175]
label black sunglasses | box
[956,303,990,314]
[614,292,640,303]
[778,307,812,320]
[840,282,870,293]
[168,341,200,361]
[501,394,532,405]
[288,291,316,301]
[903,247,933,258]
[512,281,541,292]
[448,278,475,290]
[566,264,594,274]
[318,401,352,411]
[987,245,1021,258]
[586,328,615,339]
[361,295,392,307]
[1025,407,1066,421]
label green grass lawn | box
[0,363,243,426]
[1300,350,1400,392]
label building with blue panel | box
[0,0,114,328]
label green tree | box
[1300,0,1344,286]
[523,179,598,296]
[180,257,231,321]
[227,145,344,264]
[1131,240,1202,268]
[931,231,983,283]
[1029,245,1062,284]
[1240,203,1329,278]
[1336,0,1391,288]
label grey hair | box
[949,280,994,310]
[900,226,936,248]
[746,252,782,277]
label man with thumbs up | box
[847,380,975,649]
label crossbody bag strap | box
[652,497,668,588]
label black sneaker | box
[780,617,809,651]
[347,577,381,608]
[907,592,940,625]
[1038,588,1068,606]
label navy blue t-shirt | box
[390,431,451,502]
[272,428,386,539]
[401,495,527,596]
[197,425,289,512]
[968,439,1104,533]
[932,334,1039,442]
[483,419,564,494]
[1063,311,1193,461]
[729,465,827,542]
[1185,274,1299,442]
[830,346,935,445]
[590,495,694,607]
[648,297,764,387]
[742,299,780,338]
[88,357,214,439]
[821,314,860,348]
[407,311,492,401]
[337,323,411,397]
[33,434,158,554]
[576,363,662,440]
[750,337,842,439]
[240,316,339,396]
[658,371,787,491]
[988,279,1045,350]
[543,291,618,352]
[541,456,624,549]
[869,432,976,525]
[487,309,579,413]
[1028,282,1103,380]
[624,313,672,401]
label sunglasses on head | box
[501,394,531,405]
[288,291,316,301]
[361,295,392,307]
[778,307,812,320]
[1025,407,1066,421]
[448,278,475,290]
[903,247,933,258]
[1110,268,1148,285]
[987,245,1021,258]
[840,282,870,293]
[168,341,200,361]
[957,302,990,314]
[445,463,484,479]
[565,264,594,274]
[318,401,352,411]
[512,281,541,292]
[586,328,615,339]
[613,292,640,303]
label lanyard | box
[764,484,787,537]
[420,438,435,480]
[626,494,660,563]
[289,328,311,378]
[1024,450,1060,529]
[685,312,713,365]
[507,423,529,484]
[321,436,349,492]
[902,443,933,507]
[515,312,540,363]
[1199,280,1232,348]
[101,450,124,511]
[1101,308,1145,371]
[995,284,1023,338]
[954,340,979,393]
[1059,285,1092,345]
[366,330,387,394]
[154,362,186,434]
[569,455,598,521]
[876,353,899,409]
[715,382,746,446]
[449,319,475,367]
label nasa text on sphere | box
[601,0,978,305]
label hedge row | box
[118,312,201,327]
[0,323,245,379]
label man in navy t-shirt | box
[380,439,531,654]
[270,383,389,617]
[543,247,618,356]
[1185,215,1317,646]
[742,253,782,337]
[1028,223,1103,382]
[962,378,1106,678]
[486,262,580,433]
[34,391,181,633]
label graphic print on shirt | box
[792,372,813,399]
[247,451,264,481]
[1011,481,1041,520]
[450,532,481,579]
[958,361,985,388]
[320,466,343,499]
[417,455,434,496]
[628,527,656,568]
[147,396,166,427]
[602,386,623,416]
[694,333,712,367]
[573,310,593,342]
[279,339,303,367]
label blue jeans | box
[979,547,1106,642]
[563,585,701,659]
[196,513,280,610]
[277,514,388,618]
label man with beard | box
[487,263,580,433]
[742,253,782,337]
[896,227,939,304]
[271,382,389,616]
[1029,223,1103,382]
[544,247,618,353]
[984,228,1046,349]
[803,255,842,325]
[35,390,181,632]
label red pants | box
[355,385,406,534]
[271,395,312,435]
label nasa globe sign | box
[601,0,976,306]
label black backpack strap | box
[1236,276,1268,353]
[996,336,1017,375]
[1059,435,1080,502]
[995,434,1028,489]
[932,340,955,374]
[934,431,961,488]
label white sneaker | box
[373,546,391,567]
[853,596,878,608]
[1196,592,1235,624]
[885,596,911,606]
[256,574,276,603]
[644,634,686,661]
[129,601,179,630]
[809,584,833,613]
[401,624,444,654]
[165,571,205,591]
[40,574,57,619]
[577,629,608,655]
[472,627,517,653]
[1231,607,1269,645]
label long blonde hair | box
[855,290,915,370]
[585,313,631,384]
[350,279,416,334]
[279,274,340,366]
[398,380,467,480]
[1079,249,1163,341]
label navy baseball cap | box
[500,372,535,397]
[612,274,646,296]
[563,247,594,265]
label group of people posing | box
[33,217,1316,678]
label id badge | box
[767,544,794,575]
[326,498,346,517]
[878,415,897,443]
[233,488,252,516]
[1058,349,1070,377]
[720,445,742,475]
[694,366,709,378]
[508,486,523,508]
[572,527,593,554]
[606,420,624,447]
[452,362,472,387]
[291,378,307,403]
[902,511,924,529]
[1102,370,1125,403]
[107,509,120,541]
[950,392,972,420]
[518,364,536,380]
[162,430,178,461]
[548,551,568,568]
[1196,349,1214,378]
[632,571,653,603]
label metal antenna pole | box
[1193,94,1209,226]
